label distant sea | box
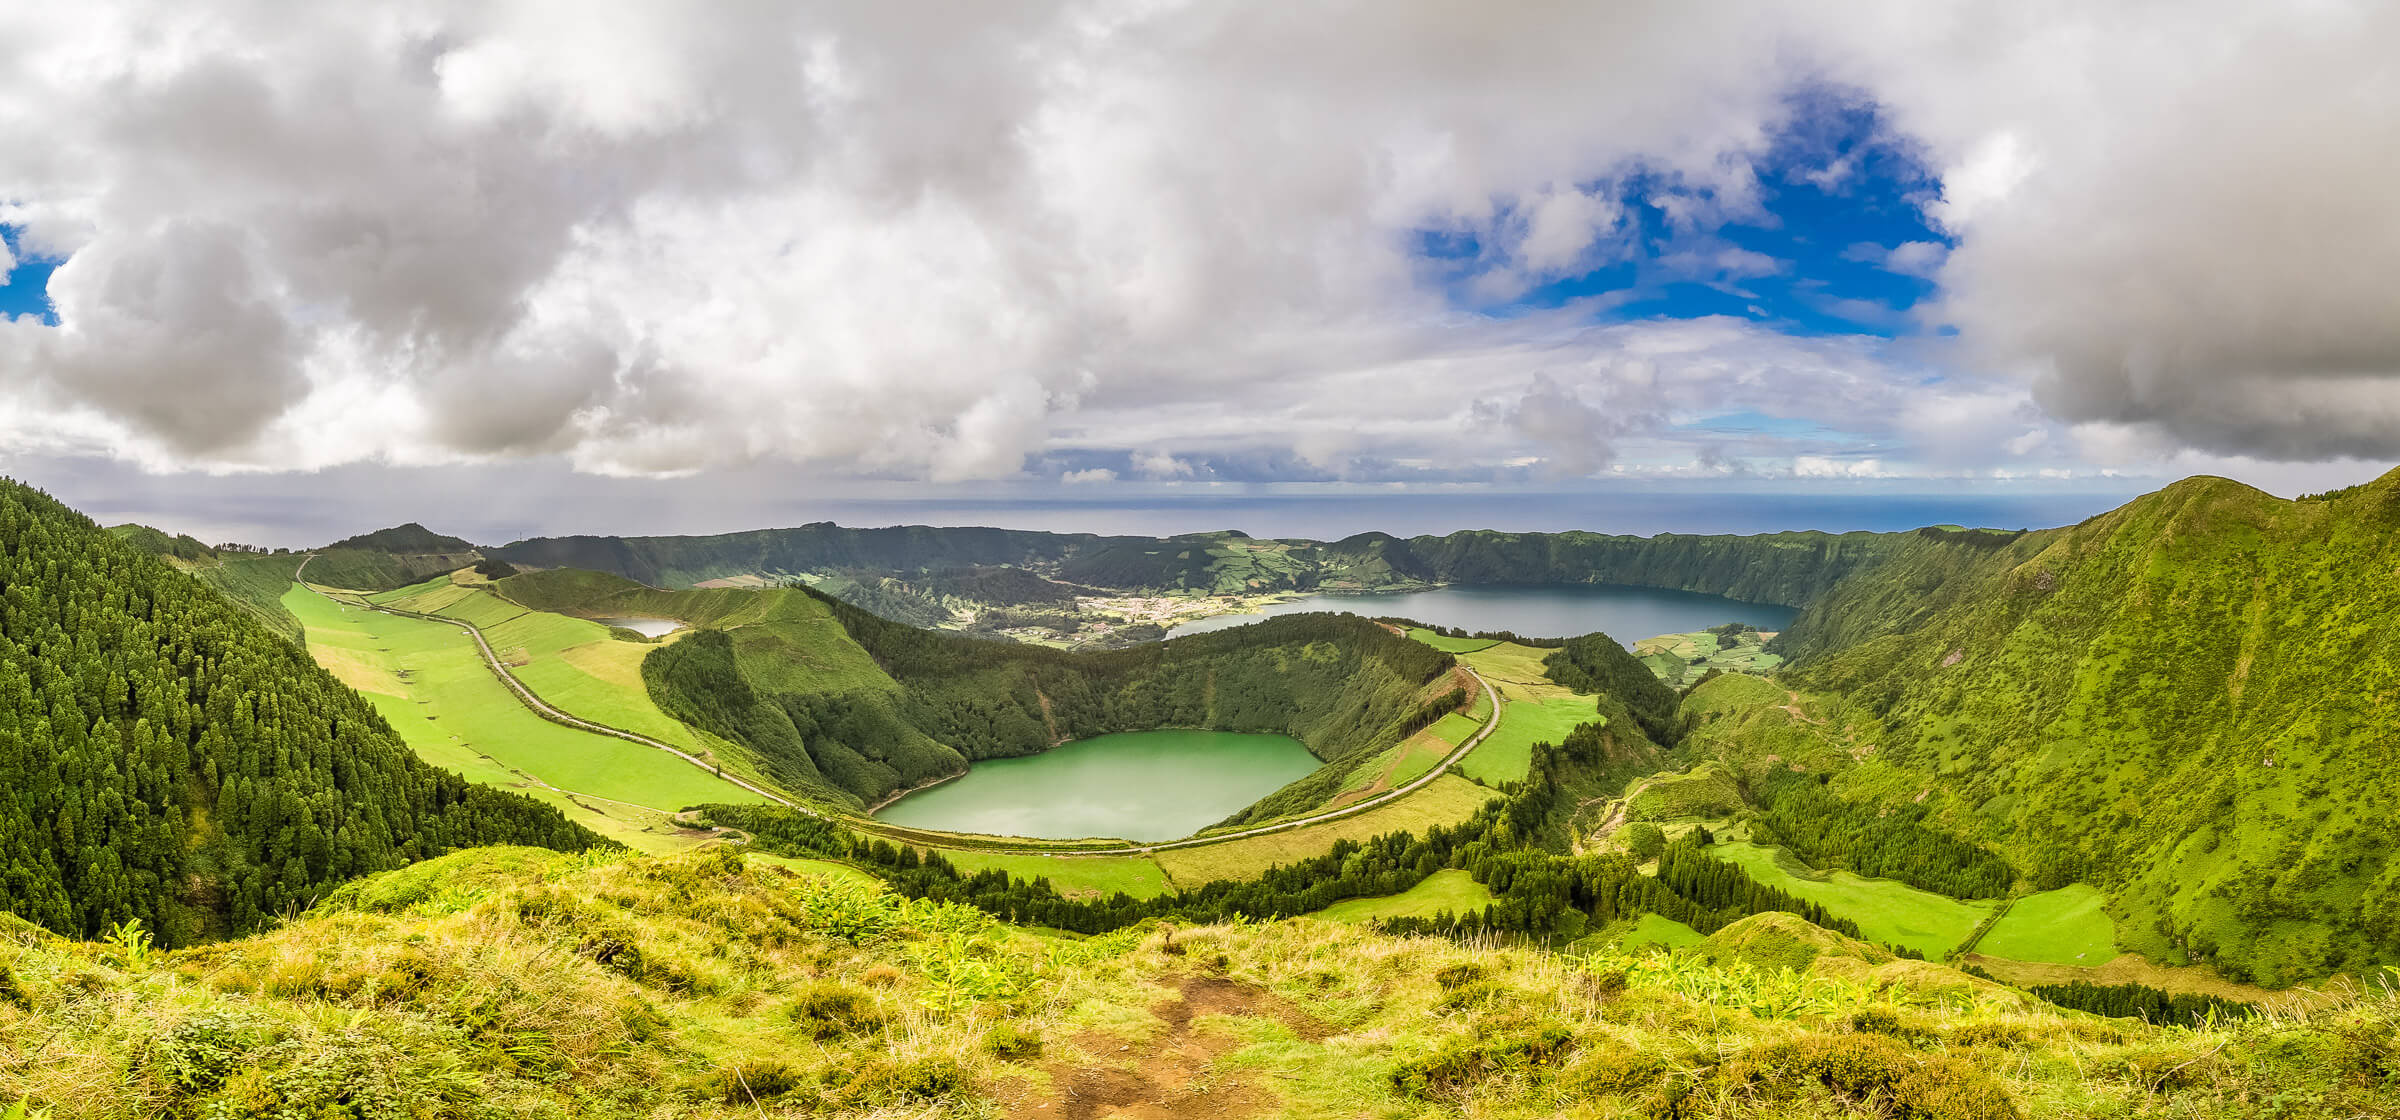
[28,450,2157,547]
[802,489,2142,542]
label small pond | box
[872,729,1321,842]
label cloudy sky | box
[4,1,2396,545]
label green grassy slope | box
[1709,841,1998,958]
[1979,885,2121,967]
[1779,471,2400,984]
[283,585,768,814]
[305,546,480,592]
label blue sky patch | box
[1421,87,1951,340]
[0,225,59,325]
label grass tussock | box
[0,846,2390,1118]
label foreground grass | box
[1709,840,1997,958]
[4,846,2392,1118]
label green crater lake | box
[873,730,1321,842]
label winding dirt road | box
[296,558,1504,857]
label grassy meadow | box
[283,586,766,837]
[1457,693,1598,785]
[1708,840,1997,958]
[1309,869,1494,923]
[1977,884,2121,967]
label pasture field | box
[283,586,767,821]
[746,853,883,886]
[428,585,535,630]
[1465,681,1495,723]
[935,850,1172,901]
[1425,711,1484,747]
[1406,628,1500,653]
[1310,869,1495,923]
[1633,629,1785,688]
[1457,640,1569,703]
[1614,912,1706,951]
[1153,775,1499,886]
[381,582,776,788]
[1707,840,1997,958]
[1456,693,1598,785]
[1976,884,2121,966]
[369,576,476,614]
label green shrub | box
[1725,1033,2020,1120]
[1432,962,1486,990]
[1561,1038,1665,1095]
[983,1021,1043,1061]
[828,1056,971,1107]
[150,1011,276,1095]
[1947,1022,2032,1050]
[701,1058,805,1105]
[787,981,884,1040]
[1391,1021,1576,1100]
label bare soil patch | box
[1003,975,1328,1120]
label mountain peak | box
[324,522,477,553]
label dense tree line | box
[647,593,1458,807]
[0,481,597,946]
[1746,771,2016,899]
[2027,981,2253,1028]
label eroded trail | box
[1005,975,1330,1120]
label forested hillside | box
[0,481,597,947]
[1776,471,2400,985]
[108,525,312,643]
[302,523,484,593]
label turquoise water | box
[873,729,1320,842]
[1165,583,1798,646]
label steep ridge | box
[0,481,598,947]
[1776,470,2400,984]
